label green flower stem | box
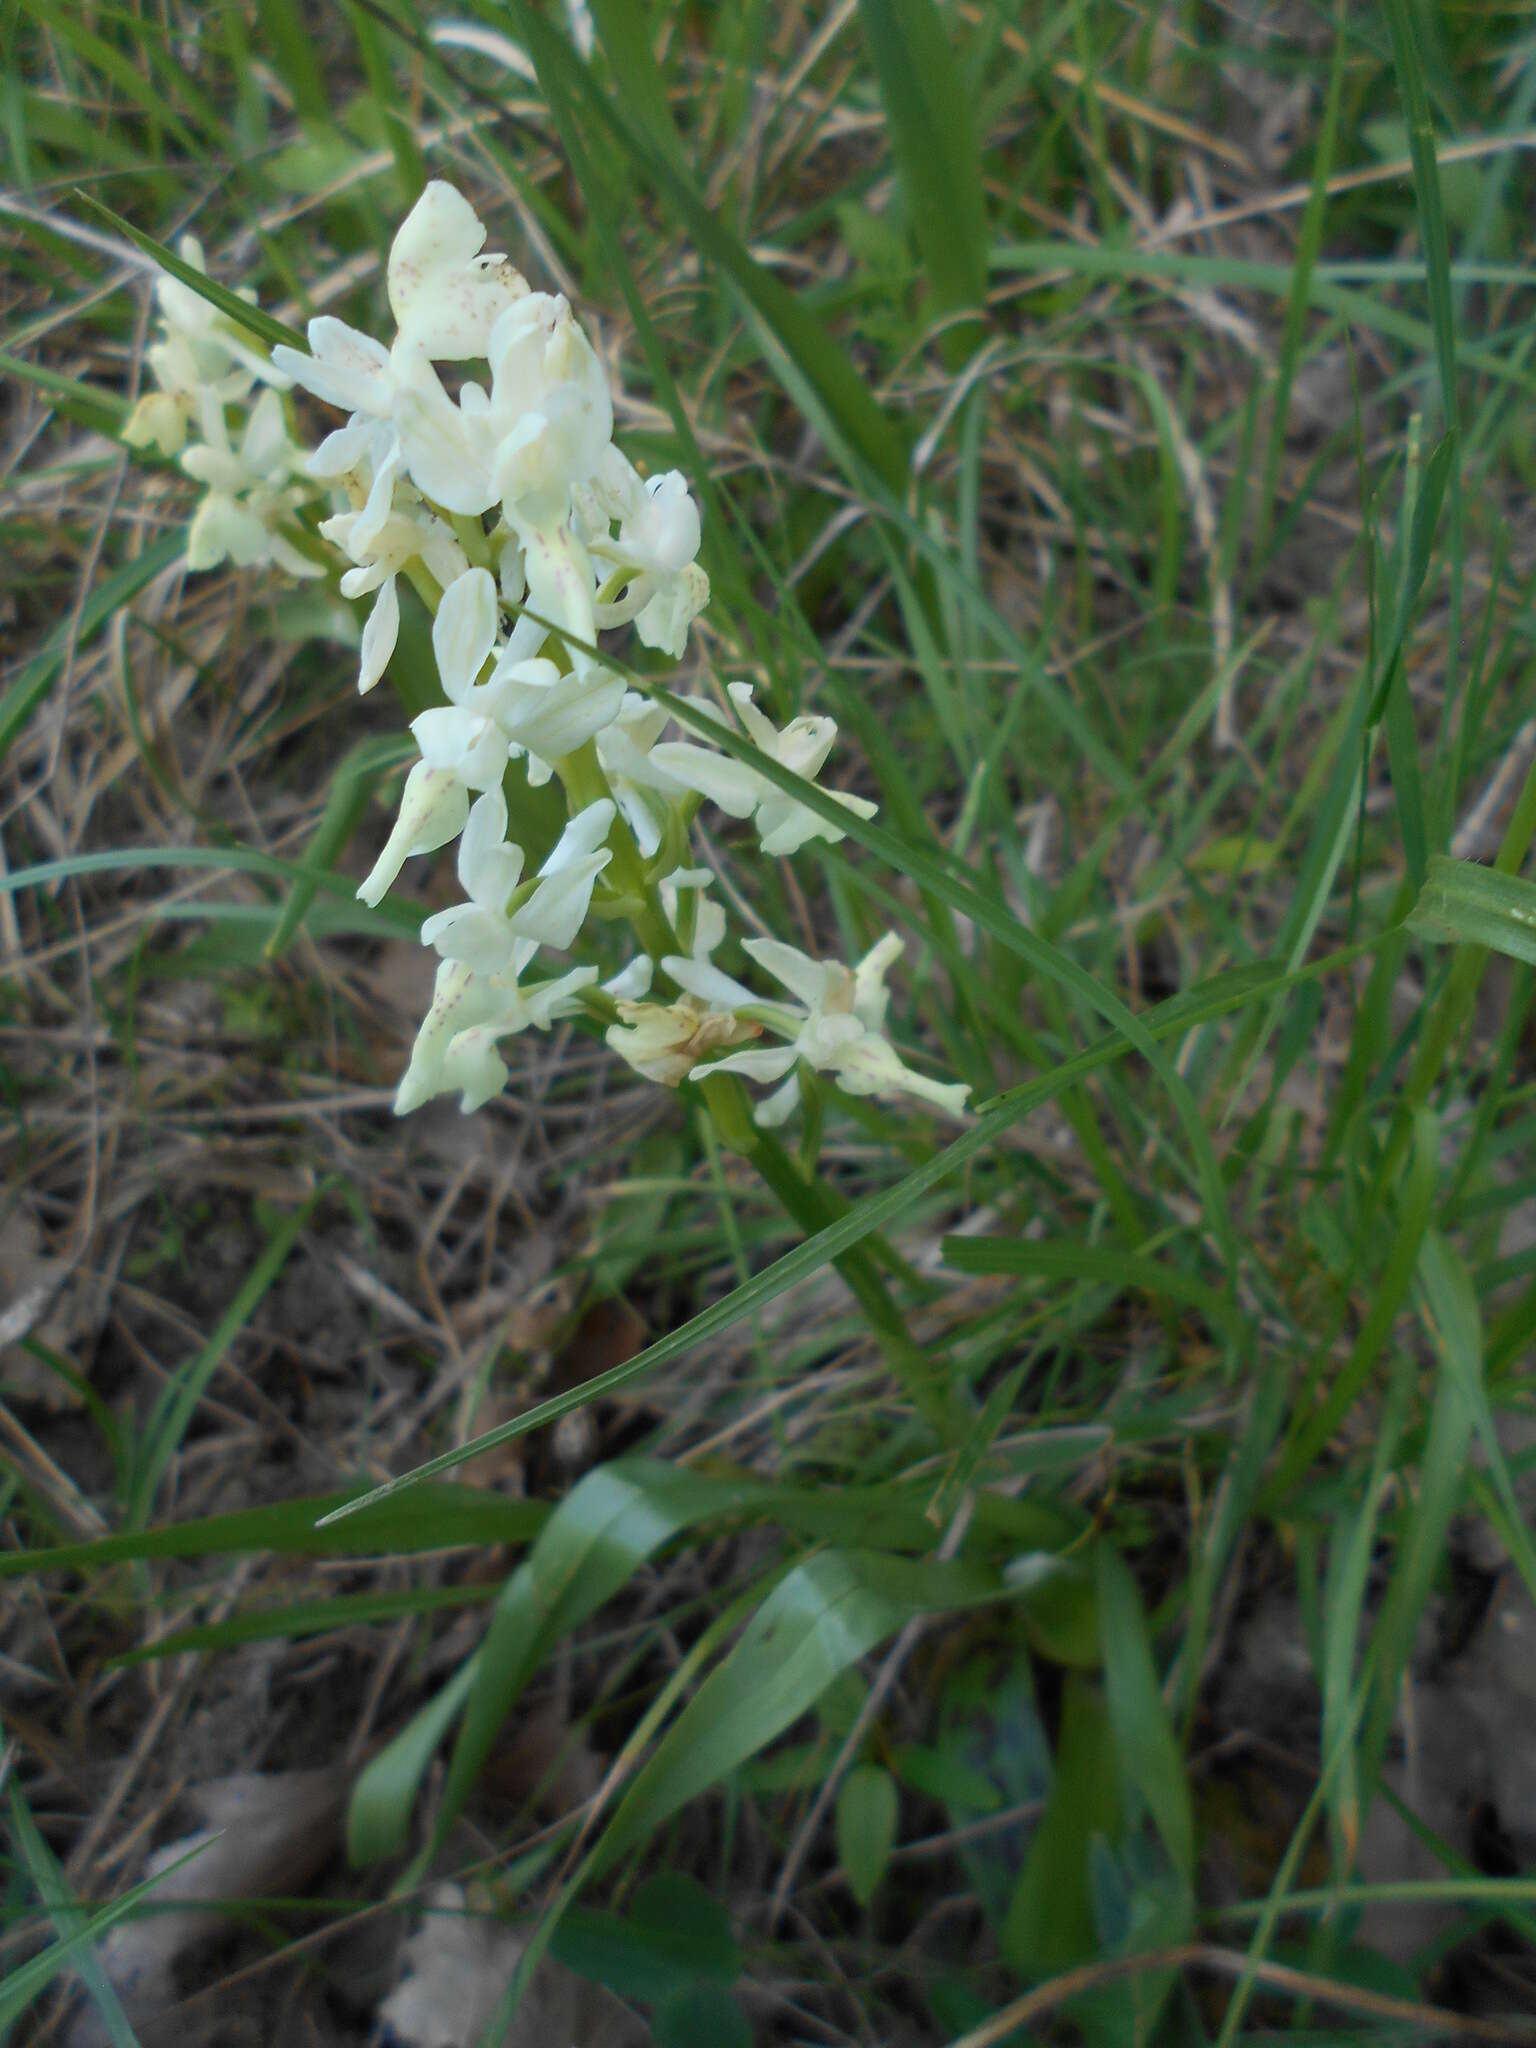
[702,1072,969,1445]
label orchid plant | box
[133,180,970,1162]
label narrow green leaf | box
[1407,852,1536,966]
[585,0,683,164]
[0,1485,545,1579]
[72,191,305,352]
[348,1659,478,1866]
[837,1762,899,1905]
[1095,1548,1194,1884]
[857,0,987,337]
[1001,1676,1120,1974]
[0,1839,212,2029]
[6,1780,142,2048]
[1360,1228,1480,1786]
[944,1234,1252,1352]
[553,1874,739,2004]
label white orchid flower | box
[321,505,468,694]
[581,449,710,659]
[357,763,470,908]
[394,950,598,1115]
[272,187,524,558]
[606,993,759,1088]
[684,934,969,1125]
[386,181,528,362]
[488,658,626,787]
[660,869,726,962]
[180,389,321,579]
[594,694,679,857]
[394,292,611,530]
[420,789,615,974]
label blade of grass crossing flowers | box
[317,939,1382,1524]
[857,0,988,352]
[71,192,305,352]
[647,680,1238,1282]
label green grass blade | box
[1407,852,1536,966]
[1096,1546,1194,1885]
[857,0,988,345]
[0,1839,212,2030]
[0,1487,546,1579]
[6,1780,143,2048]
[71,192,304,352]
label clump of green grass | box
[5,1,1536,2042]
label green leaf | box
[653,1983,752,2048]
[554,1874,739,2004]
[1407,853,1536,966]
[1002,1676,1120,1975]
[592,1550,1002,1872]
[1095,1548,1194,1885]
[0,1484,544,1580]
[837,1762,899,1905]
[348,1658,478,1867]
[857,0,988,340]
[1359,1228,1480,1787]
